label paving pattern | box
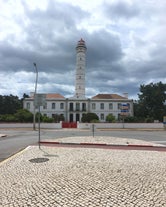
[0,136,166,206]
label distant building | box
[23,39,133,122]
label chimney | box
[123,93,128,99]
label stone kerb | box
[0,123,62,129]
[77,122,163,129]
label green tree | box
[81,113,99,123]
[0,95,22,114]
[106,114,116,122]
[14,109,33,122]
[136,82,166,121]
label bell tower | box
[74,38,87,98]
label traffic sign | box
[121,103,129,116]
[34,94,46,107]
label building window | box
[127,103,130,109]
[92,103,96,110]
[52,103,56,109]
[82,103,86,111]
[100,103,104,109]
[43,103,47,109]
[109,103,113,110]
[26,102,30,109]
[118,103,121,109]
[76,103,80,111]
[60,103,64,109]
[100,113,104,120]
[69,103,73,111]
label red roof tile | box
[30,93,65,99]
[46,93,65,99]
[92,94,127,100]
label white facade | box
[23,39,134,122]
[24,95,133,122]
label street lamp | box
[33,62,38,130]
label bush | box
[0,114,17,122]
[42,115,54,123]
[14,109,33,123]
[145,117,154,123]
[90,119,100,123]
[124,116,138,123]
[81,113,99,123]
[106,114,116,123]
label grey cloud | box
[86,31,123,69]
[104,1,140,20]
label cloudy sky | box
[0,0,165,100]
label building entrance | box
[76,113,80,122]
[70,113,73,122]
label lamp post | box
[33,62,38,130]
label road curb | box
[39,141,166,151]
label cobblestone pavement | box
[0,136,166,207]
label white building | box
[24,39,133,122]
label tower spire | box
[74,38,87,98]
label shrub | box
[81,113,99,123]
[106,114,116,123]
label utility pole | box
[33,63,38,130]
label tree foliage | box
[106,114,116,123]
[0,94,29,115]
[81,113,99,123]
[14,109,33,122]
[135,82,166,122]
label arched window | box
[26,102,30,109]
[109,103,113,110]
[100,103,104,109]
[92,103,96,110]
[60,103,64,109]
[52,103,56,109]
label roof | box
[29,93,65,99]
[76,38,87,49]
[46,93,65,99]
[91,94,127,100]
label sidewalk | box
[0,136,166,206]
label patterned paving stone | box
[0,137,166,206]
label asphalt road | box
[0,129,166,162]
